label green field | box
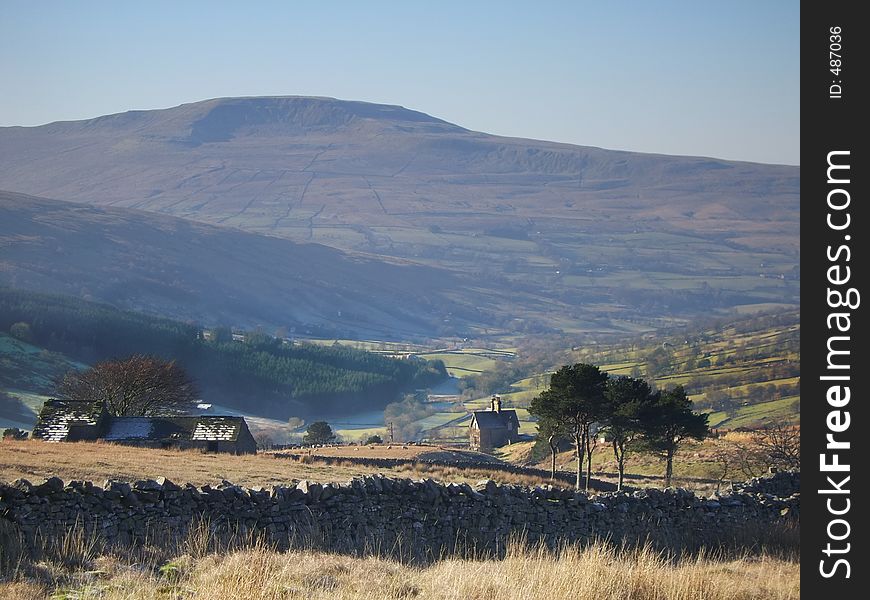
[416,350,508,377]
[707,396,800,429]
[295,338,431,354]
[415,412,469,431]
[333,426,388,442]
[0,389,49,430]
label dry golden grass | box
[275,443,489,461]
[494,439,536,464]
[0,439,373,488]
[0,440,559,489]
[518,433,781,494]
[0,539,800,600]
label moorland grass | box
[0,522,800,600]
[0,440,566,490]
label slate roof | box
[104,416,249,442]
[470,410,520,430]
[31,399,105,442]
[103,418,150,440]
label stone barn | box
[469,395,520,451]
[32,399,257,455]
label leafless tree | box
[732,439,766,479]
[726,422,799,479]
[56,355,198,416]
[255,433,274,450]
[756,422,800,470]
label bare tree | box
[756,422,800,470]
[57,355,198,416]
[255,433,274,450]
[731,438,767,479]
[708,438,748,491]
[727,424,798,479]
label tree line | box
[530,363,709,491]
[1,288,447,417]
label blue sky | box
[0,1,799,164]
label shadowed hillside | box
[0,191,497,340]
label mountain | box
[0,97,800,337]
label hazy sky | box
[1,1,799,165]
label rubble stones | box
[34,476,64,496]
[731,470,799,496]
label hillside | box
[579,310,800,429]
[0,96,800,337]
[511,310,801,430]
[0,191,495,340]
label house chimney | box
[491,395,501,413]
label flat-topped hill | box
[0,96,799,337]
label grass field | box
[0,390,50,430]
[295,338,431,354]
[416,351,501,377]
[0,536,800,600]
[413,412,467,431]
[0,440,557,490]
[332,426,387,442]
[292,344,517,379]
[707,396,800,429]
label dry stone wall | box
[0,472,799,557]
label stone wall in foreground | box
[0,471,799,556]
